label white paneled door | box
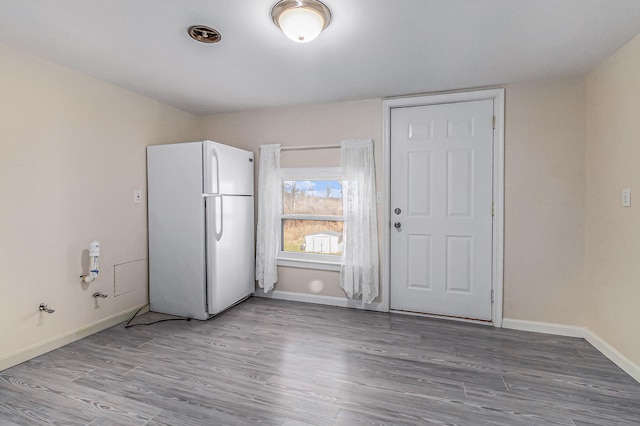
[390,100,494,320]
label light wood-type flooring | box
[1,298,639,425]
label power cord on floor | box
[125,304,192,328]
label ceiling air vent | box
[188,25,221,44]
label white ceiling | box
[2,0,640,115]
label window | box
[277,167,344,270]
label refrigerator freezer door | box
[203,141,254,196]
[206,195,255,315]
[148,142,209,320]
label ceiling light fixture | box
[271,0,331,43]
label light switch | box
[622,188,631,207]
[376,192,383,204]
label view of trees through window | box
[282,180,344,255]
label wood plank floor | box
[1,298,639,425]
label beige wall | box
[3,32,637,373]
[201,83,589,325]
[503,77,587,325]
[199,99,383,299]
[0,44,200,366]
[585,34,640,367]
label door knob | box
[394,208,401,215]
[394,221,401,229]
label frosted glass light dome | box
[278,7,324,43]
[271,0,332,43]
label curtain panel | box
[340,139,379,303]
[255,144,281,292]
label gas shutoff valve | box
[39,303,55,313]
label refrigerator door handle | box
[203,143,219,194]
[204,194,224,242]
[215,196,223,241]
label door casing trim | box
[381,88,505,327]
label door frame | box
[381,88,505,327]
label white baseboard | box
[585,329,640,383]
[502,318,585,338]
[503,318,639,384]
[254,289,386,312]
[0,304,148,372]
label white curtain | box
[255,144,281,293]
[340,139,379,303]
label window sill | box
[277,257,341,272]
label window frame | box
[277,167,344,271]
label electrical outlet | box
[134,190,143,204]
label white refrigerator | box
[147,140,255,320]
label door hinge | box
[492,203,495,217]
[492,115,496,129]
[491,289,494,303]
